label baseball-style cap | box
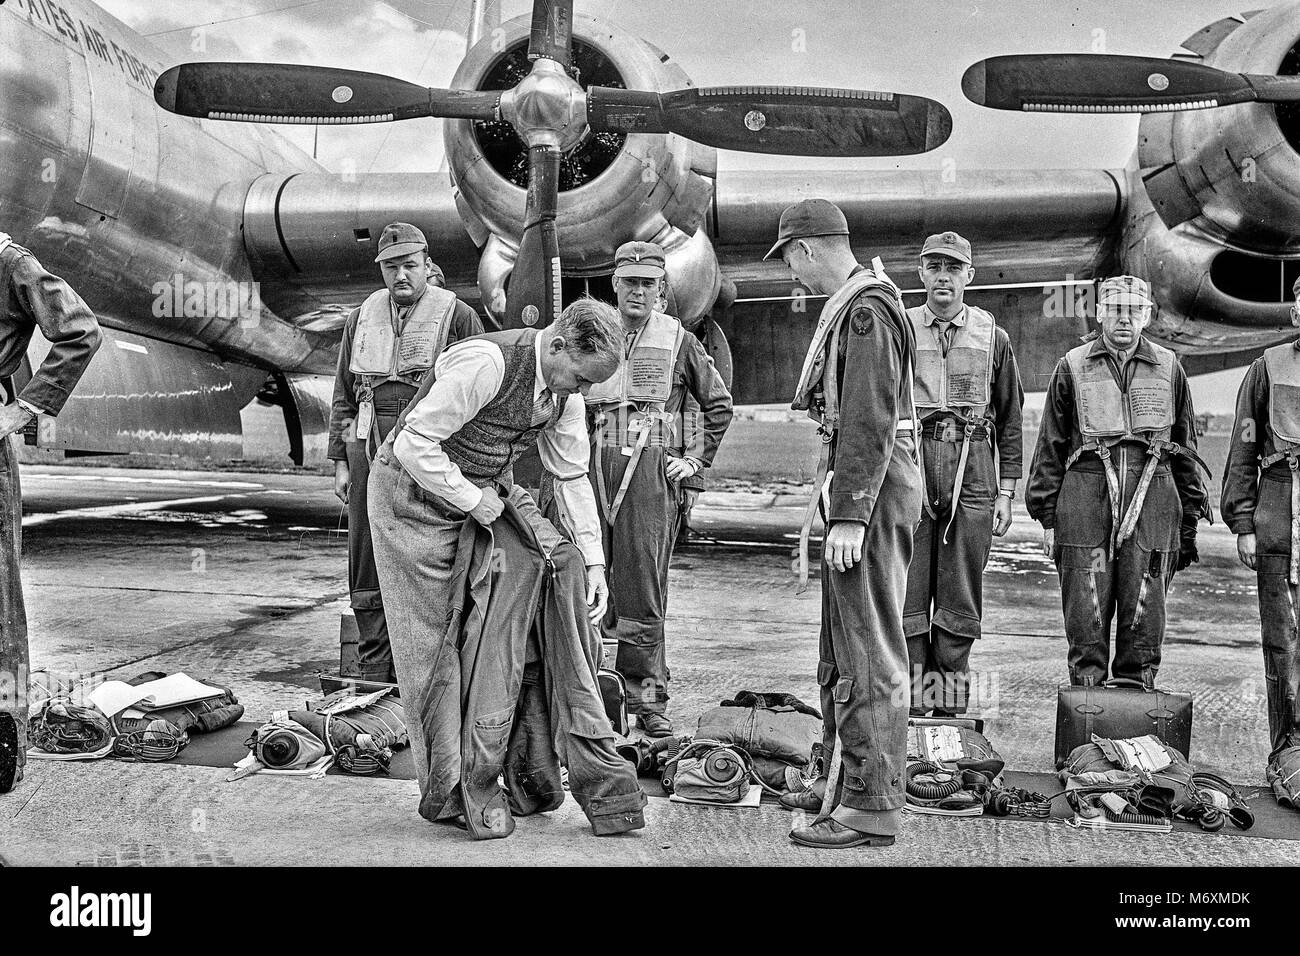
[1098,275,1154,308]
[1293,274,1300,298]
[763,198,850,261]
[613,241,666,279]
[375,222,428,263]
[429,262,445,287]
[920,231,972,265]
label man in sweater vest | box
[585,242,734,738]
[0,232,102,795]
[1222,275,1300,805]
[903,232,1024,717]
[327,223,482,683]
[766,199,923,849]
[367,297,647,836]
[1028,276,1209,688]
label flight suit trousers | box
[342,408,404,683]
[596,444,681,717]
[903,432,996,715]
[1249,468,1300,761]
[819,433,922,831]
[1052,457,1181,688]
[0,436,25,786]
[367,455,644,835]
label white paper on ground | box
[226,752,333,781]
[85,681,152,717]
[27,744,114,761]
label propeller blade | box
[505,146,563,330]
[962,54,1300,114]
[154,62,500,124]
[586,85,952,156]
[528,0,574,70]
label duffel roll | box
[1054,679,1192,765]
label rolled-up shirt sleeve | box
[393,341,504,512]
[540,392,605,567]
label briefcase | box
[599,669,629,737]
[1054,679,1192,765]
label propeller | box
[154,0,954,329]
[963,53,1300,114]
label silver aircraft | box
[2,0,1298,462]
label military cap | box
[1293,274,1300,298]
[763,199,850,261]
[375,222,428,263]
[613,241,666,279]
[920,231,972,265]
[1098,275,1154,308]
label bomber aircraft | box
[2,0,1298,463]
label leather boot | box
[789,817,895,849]
[780,776,826,812]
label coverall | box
[0,238,102,787]
[903,309,1023,714]
[327,288,480,682]
[1028,336,1207,687]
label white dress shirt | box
[393,332,605,567]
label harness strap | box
[1114,441,1165,550]
[1291,458,1300,587]
[797,321,842,593]
[940,419,991,546]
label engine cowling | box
[1138,6,1300,255]
[445,13,720,323]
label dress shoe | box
[779,777,826,812]
[789,817,895,849]
[0,713,18,794]
[637,713,673,738]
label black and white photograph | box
[0,0,1295,925]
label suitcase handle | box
[1101,678,1172,694]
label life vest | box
[1063,339,1175,446]
[1263,343,1300,449]
[350,284,456,389]
[906,304,995,417]
[584,310,685,411]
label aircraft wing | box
[710,167,1126,401]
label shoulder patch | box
[850,306,875,336]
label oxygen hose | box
[907,761,964,801]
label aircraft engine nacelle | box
[1138,6,1300,255]
[445,13,719,323]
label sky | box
[94,0,1281,410]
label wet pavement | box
[1,464,1297,866]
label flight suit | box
[580,312,733,717]
[328,283,481,682]
[799,266,922,834]
[0,237,102,788]
[1027,336,1207,687]
[903,305,1023,715]
[1221,346,1300,762]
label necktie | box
[532,387,555,427]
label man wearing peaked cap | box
[1028,275,1209,689]
[1222,274,1300,806]
[902,231,1024,719]
[327,221,482,683]
[575,240,733,738]
[770,199,922,849]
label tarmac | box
[0,457,1297,867]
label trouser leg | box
[903,505,938,716]
[366,458,464,823]
[928,629,977,716]
[1255,475,1300,760]
[600,448,678,717]
[823,437,922,834]
[515,488,644,834]
[0,437,25,788]
[1054,469,1115,686]
[504,664,565,816]
[1112,472,1179,688]
[346,441,394,683]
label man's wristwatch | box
[997,488,1016,500]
